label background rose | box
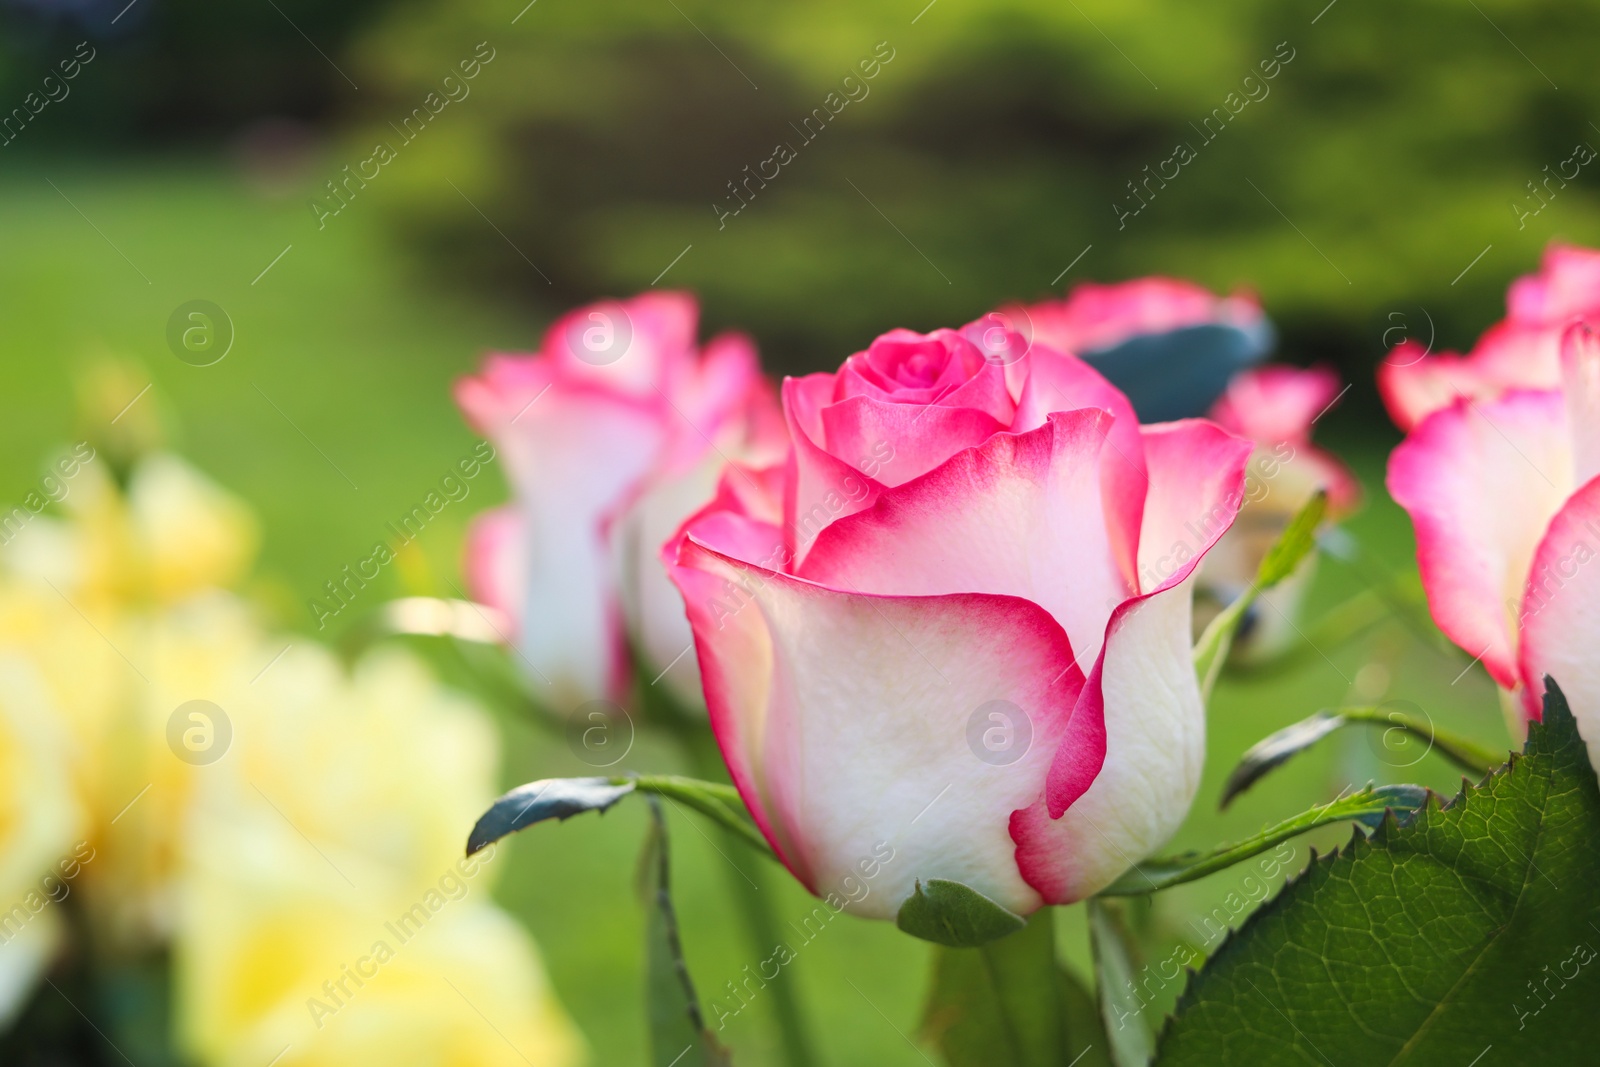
[456,292,783,711]
[1200,365,1359,658]
[1389,321,1600,769]
[1016,276,1273,422]
[667,322,1252,918]
[1380,243,1600,430]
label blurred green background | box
[0,0,1582,1061]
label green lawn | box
[0,159,1509,1066]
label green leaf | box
[1089,900,1156,1067]
[465,773,774,859]
[1193,491,1326,699]
[1099,784,1428,896]
[920,908,1113,1067]
[1156,679,1600,1065]
[466,776,636,855]
[1220,706,1504,808]
[638,795,734,1067]
[897,878,1027,947]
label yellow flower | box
[0,654,85,1024]
[174,645,583,1067]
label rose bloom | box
[666,320,1253,917]
[1200,365,1359,657]
[456,292,783,711]
[1016,276,1272,422]
[1380,243,1600,431]
[1389,320,1600,770]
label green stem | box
[1329,705,1503,776]
[679,726,820,1067]
[1097,783,1428,896]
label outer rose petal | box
[668,538,1087,919]
[1516,475,1600,772]
[799,410,1129,666]
[1039,419,1250,820]
[458,380,665,703]
[1508,244,1600,323]
[1560,321,1600,488]
[1133,420,1256,597]
[1377,345,1494,433]
[1013,348,1148,590]
[463,506,524,624]
[1388,391,1574,688]
[1013,576,1206,903]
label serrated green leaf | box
[1193,491,1326,699]
[1090,900,1156,1067]
[1099,784,1427,896]
[897,878,1027,947]
[1220,706,1503,808]
[1156,679,1600,1065]
[639,795,733,1067]
[920,908,1111,1067]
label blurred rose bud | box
[1379,243,1600,431]
[456,292,784,711]
[666,321,1252,917]
[1199,365,1359,659]
[1389,320,1600,770]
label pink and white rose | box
[665,321,1253,917]
[456,292,783,709]
[1388,320,1600,770]
[1380,243,1600,431]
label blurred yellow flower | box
[0,654,85,1026]
[175,645,583,1067]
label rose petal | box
[1387,390,1574,688]
[670,536,1086,918]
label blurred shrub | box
[341,0,1600,398]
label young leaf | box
[1192,491,1327,698]
[1220,706,1504,808]
[1098,784,1427,896]
[920,908,1112,1067]
[897,878,1027,947]
[466,776,636,855]
[1089,900,1156,1067]
[639,795,733,1067]
[1156,679,1600,1065]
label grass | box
[0,158,1509,1065]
